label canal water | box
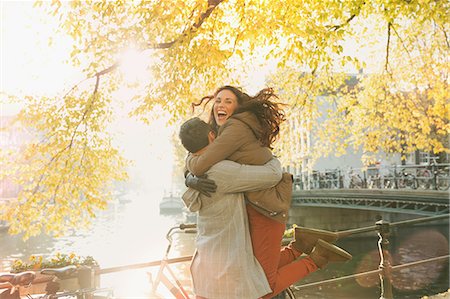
[1,190,448,298]
[0,189,196,298]
[293,223,449,299]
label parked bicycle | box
[366,165,382,189]
[416,166,434,189]
[396,167,418,189]
[309,171,321,189]
[435,165,450,190]
[147,223,297,299]
[0,265,113,299]
[381,168,397,189]
[414,156,449,191]
[147,223,196,299]
[0,271,35,299]
[415,156,438,190]
[348,168,364,189]
[322,169,341,189]
[428,157,450,191]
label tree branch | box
[390,24,421,87]
[327,1,365,31]
[328,13,357,31]
[76,0,224,97]
[439,23,450,49]
[390,24,412,62]
[384,22,391,73]
[148,0,224,49]
[95,62,120,77]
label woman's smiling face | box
[213,89,239,127]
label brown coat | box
[186,111,292,223]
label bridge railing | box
[13,214,443,299]
[94,214,450,299]
[291,213,450,299]
[293,163,450,191]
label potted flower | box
[282,224,297,245]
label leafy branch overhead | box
[76,0,226,89]
[2,0,448,238]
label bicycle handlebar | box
[166,223,198,241]
[179,223,196,230]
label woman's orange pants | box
[246,205,318,299]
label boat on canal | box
[159,193,184,214]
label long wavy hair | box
[192,86,286,148]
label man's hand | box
[185,173,217,197]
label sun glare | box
[2,2,79,109]
[118,47,153,85]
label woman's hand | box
[185,173,217,197]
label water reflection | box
[392,229,449,292]
[295,225,449,299]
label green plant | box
[11,253,98,273]
[283,224,297,239]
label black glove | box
[185,173,217,197]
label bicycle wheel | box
[406,174,417,189]
[416,170,431,189]
[285,287,296,299]
[436,173,450,190]
[397,177,406,189]
[272,287,296,299]
[382,177,394,189]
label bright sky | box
[1,1,83,114]
[0,1,175,191]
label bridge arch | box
[288,189,449,231]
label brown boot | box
[309,239,352,269]
[291,227,339,254]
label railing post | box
[363,170,367,188]
[431,162,438,190]
[393,165,399,189]
[376,219,394,299]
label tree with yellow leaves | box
[1,0,448,238]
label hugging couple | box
[178,85,352,299]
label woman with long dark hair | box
[185,85,351,298]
